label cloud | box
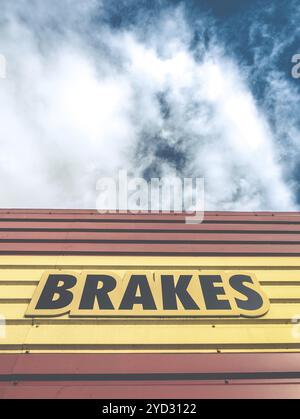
[244,0,300,204]
[0,0,297,210]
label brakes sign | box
[26,270,270,318]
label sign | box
[26,270,269,318]
[26,270,270,318]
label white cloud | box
[0,1,297,210]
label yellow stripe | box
[0,255,298,267]
[0,269,299,283]
[1,324,300,349]
[1,256,300,354]
[2,302,300,322]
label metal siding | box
[0,211,299,255]
[0,212,300,224]
[0,254,299,352]
[2,382,300,399]
[3,221,300,233]
[1,242,300,254]
[3,231,300,242]
[1,353,300,374]
[0,210,300,398]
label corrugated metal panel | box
[0,210,299,255]
[2,381,300,399]
[0,210,300,399]
[0,255,300,352]
[1,354,300,399]
[2,353,300,374]
[3,242,300,254]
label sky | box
[0,0,299,211]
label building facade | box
[0,210,300,399]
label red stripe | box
[0,213,299,223]
[1,353,300,375]
[3,353,300,400]
[1,381,300,399]
[0,210,299,215]
[0,231,300,242]
[0,242,300,254]
[2,221,300,233]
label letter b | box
[35,274,77,310]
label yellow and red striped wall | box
[1,210,300,398]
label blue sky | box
[0,0,299,210]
